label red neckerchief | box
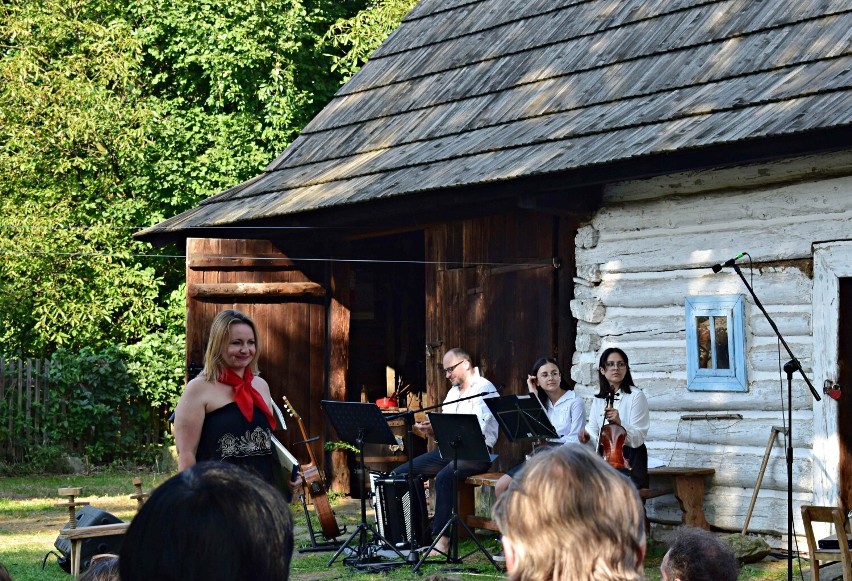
[218,367,276,429]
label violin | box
[597,388,631,471]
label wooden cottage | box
[137,0,852,545]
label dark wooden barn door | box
[185,238,328,471]
[425,212,576,469]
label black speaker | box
[373,476,430,549]
[54,506,124,573]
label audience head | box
[493,444,646,581]
[661,526,739,581]
[120,461,293,581]
[202,309,261,380]
[0,561,10,581]
[79,554,119,581]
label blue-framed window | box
[685,295,747,392]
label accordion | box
[372,474,430,549]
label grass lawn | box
[0,471,803,580]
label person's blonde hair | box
[492,445,646,581]
[201,309,261,381]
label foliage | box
[122,284,186,411]
[0,0,364,359]
[324,0,418,79]
[0,0,163,356]
[0,0,415,468]
[324,440,359,453]
[43,346,157,465]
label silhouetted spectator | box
[119,461,294,581]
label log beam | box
[188,282,325,299]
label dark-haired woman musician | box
[579,347,650,488]
[494,357,584,497]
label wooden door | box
[425,212,575,470]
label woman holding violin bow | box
[579,347,651,489]
[494,357,585,497]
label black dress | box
[196,402,276,485]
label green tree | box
[324,0,418,80]
[0,0,363,357]
[0,0,414,464]
[0,0,160,355]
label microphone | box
[711,252,745,273]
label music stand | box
[486,394,559,446]
[413,413,500,573]
[322,401,407,570]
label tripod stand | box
[295,483,344,553]
[414,412,500,573]
[322,401,407,571]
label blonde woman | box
[173,309,277,483]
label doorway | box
[347,231,426,406]
[813,242,852,508]
[838,278,852,511]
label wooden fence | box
[0,357,51,462]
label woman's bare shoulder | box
[251,375,272,396]
[180,375,220,402]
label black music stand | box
[322,401,407,571]
[486,394,559,445]
[413,413,500,573]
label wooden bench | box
[458,466,715,535]
[458,472,504,535]
[646,466,715,530]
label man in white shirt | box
[392,347,498,556]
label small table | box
[647,467,715,529]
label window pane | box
[696,316,711,368]
[713,315,730,369]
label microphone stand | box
[386,388,499,567]
[726,263,821,581]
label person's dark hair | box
[79,555,119,581]
[119,462,294,581]
[0,561,11,581]
[597,347,635,397]
[530,357,572,404]
[662,526,739,581]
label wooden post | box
[55,487,88,529]
[130,477,148,509]
[742,426,788,534]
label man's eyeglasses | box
[605,361,627,369]
[442,361,465,375]
[538,371,560,379]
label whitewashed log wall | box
[571,151,852,547]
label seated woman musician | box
[579,347,650,489]
[494,357,585,497]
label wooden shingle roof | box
[138,0,852,244]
